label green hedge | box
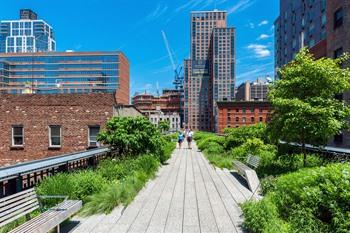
[242,163,350,233]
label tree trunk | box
[301,128,306,167]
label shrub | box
[231,138,276,167]
[36,171,107,206]
[97,117,164,157]
[241,196,290,233]
[204,142,225,155]
[197,135,225,152]
[243,163,350,233]
[224,123,267,149]
[160,140,176,163]
[205,153,233,169]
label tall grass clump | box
[242,163,350,233]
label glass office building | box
[0,9,56,53]
[0,51,130,104]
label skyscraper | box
[184,10,235,131]
[275,0,350,147]
[274,0,327,72]
[0,9,56,53]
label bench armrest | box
[37,195,68,201]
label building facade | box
[326,0,350,147]
[236,77,269,101]
[149,110,181,132]
[185,10,235,131]
[275,0,327,71]
[275,0,350,148]
[0,51,130,104]
[0,9,56,53]
[132,89,182,115]
[132,89,182,129]
[0,93,116,167]
[217,101,271,134]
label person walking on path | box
[177,131,185,149]
[187,129,194,149]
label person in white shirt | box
[187,129,194,149]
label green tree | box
[97,116,164,157]
[268,48,350,166]
[158,120,170,133]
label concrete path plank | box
[67,142,252,233]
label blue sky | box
[0,0,279,96]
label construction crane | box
[161,30,183,90]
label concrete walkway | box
[63,143,253,233]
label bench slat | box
[10,200,82,233]
[0,205,39,228]
[0,198,38,219]
[0,188,35,205]
[0,193,37,212]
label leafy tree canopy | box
[158,120,170,133]
[97,116,164,157]
[268,48,350,148]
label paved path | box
[63,143,253,233]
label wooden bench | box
[233,155,261,194]
[0,188,82,233]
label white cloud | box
[146,3,168,21]
[227,0,255,15]
[248,22,255,29]
[257,34,271,40]
[247,44,271,58]
[258,20,269,26]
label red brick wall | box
[0,93,115,167]
[310,39,327,59]
[116,53,130,105]
[327,0,350,63]
[217,102,271,134]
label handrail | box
[0,147,110,181]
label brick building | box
[132,89,181,115]
[0,93,139,167]
[216,101,271,134]
[327,0,350,147]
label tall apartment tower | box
[275,0,350,147]
[184,10,235,131]
[274,0,327,72]
[0,9,56,53]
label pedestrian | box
[178,131,184,149]
[187,129,194,149]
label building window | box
[12,125,24,146]
[259,117,263,122]
[89,126,100,148]
[242,108,246,113]
[334,8,343,29]
[251,117,255,123]
[49,125,61,147]
[236,117,239,122]
[242,117,246,123]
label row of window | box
[227,108,265,113]
[11,125,100,148]
[228,116,264,123]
